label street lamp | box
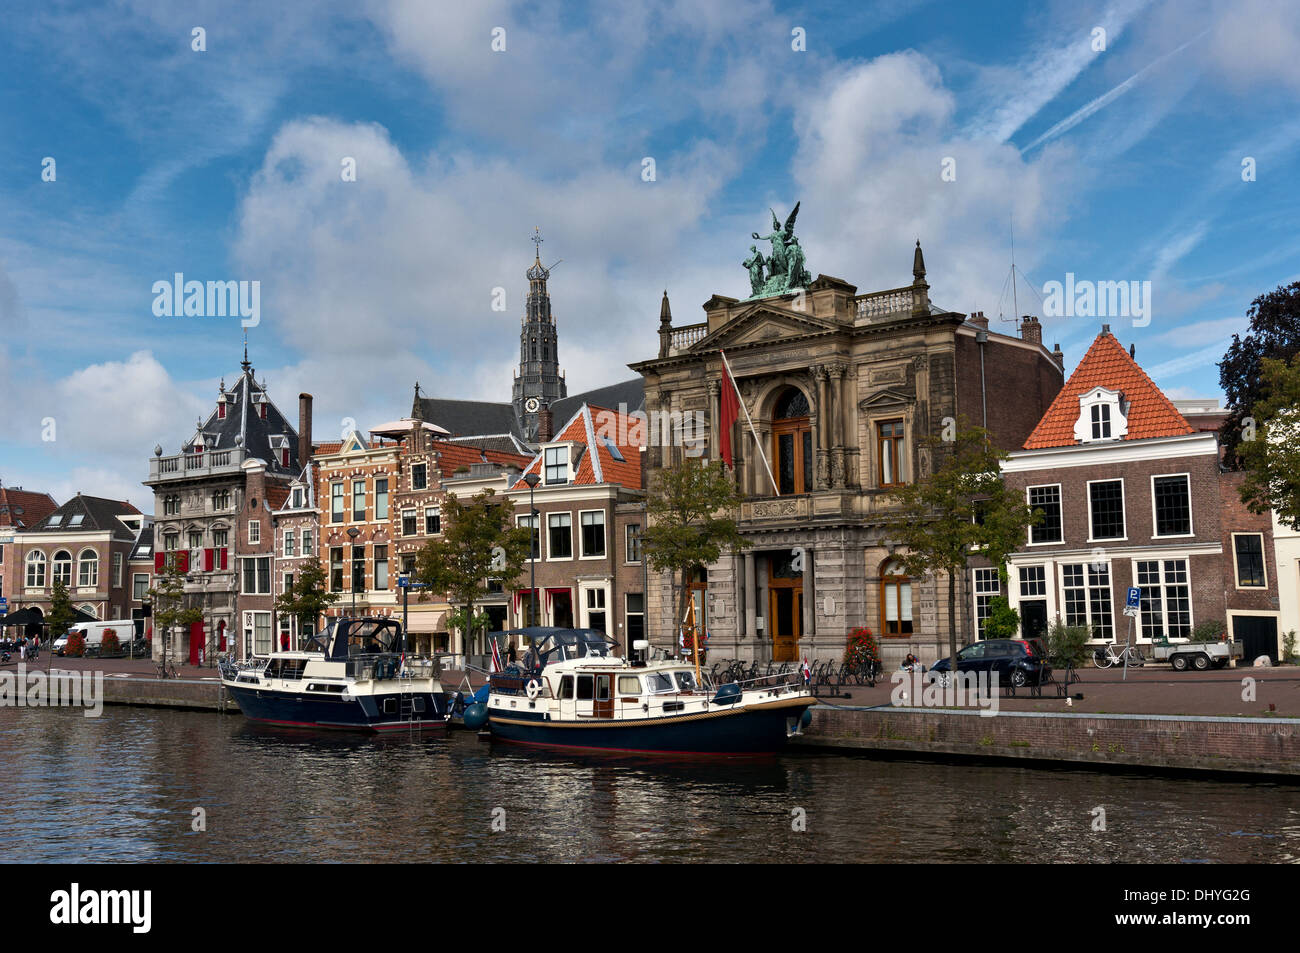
[347,526,361,618]
[524,472,540,629]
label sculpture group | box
[744,201,813,298]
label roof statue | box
[745,201,813,299]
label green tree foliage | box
[640,459,748,642]
[981,596,1021,641]
[274,559,339,645]
[1218,280,1300,467]
[1047,619,1092,667]
[413,489,531,633]
[47,578,77,642]
[883,424,1038,676]
[148,559,202,664]
[1236,355,1300,530]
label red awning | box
[544,587,571,608]
[512,588,538,611]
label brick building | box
[272,462,320,648]
[503,403,646,656]
[0,484,58,618]
[630,241,1064,665]
[1000,327,1281,658]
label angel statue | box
[748,201,808,297]
[743,245,767,296]
[785,234,811,289]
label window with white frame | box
[26,551,46,588]
[188,530,203,549]
[52,550,72,586]
[112,552,123,587]
[241,556,272,594]
[544,447,568,485]
[1028,485,1062,544]
[1075,387,1128,444]
[253,612,272,655]
[1088,480,1125,540]
[579,510,606,558]
[213,529,228,548]
[402,510,417,536]
[1152,475,1191,537]
[78,549,98,588]
[548,512,573,559]
[331,483,344,523]
[1233,533,1267,588]
[132,573,149,601]
[1018,565,1046,598]
[626,524,642,563]
[284,529,296,557]
[973,568,1000,637]
[1135,559,1191,640]
[411,463,428,491]
[248,520,261,544]
[302,529,312,554]
[1061,562,1114,640]
[352,480,366,521]
[518,514,540,559]
[375,479,388,520]
[626,592,645,644]
[425,506,441,535]
[584,587,608,632]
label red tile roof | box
[1023,331,1194,449]
[431,439,532,478]
[513,404,643,490]
[0,486,59,529]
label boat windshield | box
[536,629,617,665]
[316,619,403,659]
[673,670,700,691]
[645,672,675,694]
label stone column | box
[708,380,721,462]
[801,546,815,647]
[814,365,830,489]
[743,550,756,641]
[839,365,857,487]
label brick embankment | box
[800,704,1300,777]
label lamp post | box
[524,472,540,629]
[346,526,360,617]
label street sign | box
[0,597,8,608]
[1125,586,1141,609]
[1123,605,1140,618]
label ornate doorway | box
[768,554,802,661]
[771,387,813,495]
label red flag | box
[719,352,741,468]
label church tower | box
[512,228,567,440]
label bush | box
[843,627,880,669]
[1192,620,1226,643]
[1047,619,1092,667]
[981,596,1021,640]
[101,629,120,656]
[1284,630,1298,664]
[66,632,86,658]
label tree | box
[47,578,76,643]
[413,489,531,654]
[274,558,340,647]
[1218,280,1300,467]
[882,424,1038,677]
[640,458,748,645]
[1236,355,1300,529]
[148,560,202,667]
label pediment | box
[858,387,913,410]
[695,304,839,352]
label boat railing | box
[347,653,441,682]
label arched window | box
[26,551,46,588]
[880,559,913,636]
[78,604,97,619]
[79,549,99,588]
[52,550,72,586]
[772,387,813,495]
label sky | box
[1,0,1298,512]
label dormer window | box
[218,401,227,420]
[544,446,568,485]
[1075,387,1128,444]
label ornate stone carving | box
[753,499,801,518]
[817,450,830,487]
[830,449,844,487]
[912,353,929,372]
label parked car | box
[928,638,1052,688]
[58,620,135,656]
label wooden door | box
[594,673,613,718]
[769,584,802,662]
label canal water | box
[3,705,1299,863]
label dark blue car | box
[927,639,1051,688]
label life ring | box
[525,678,542,700]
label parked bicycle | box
[155,660,180,679]
[1093,643,1145,669]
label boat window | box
[596,675,611,701]
[577,675,594,701]
[617,675,642,695]
[646,672,675,694]
[674,670,699,692]
[557,675,574,700]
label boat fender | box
[712,682,743,706]
[525,678,542,700]
[800,709,813,729]
[463,702,490,731]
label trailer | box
[1148,636,1243,671]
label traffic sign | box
[1123,605,1140,618]
[1125,586,1141,609]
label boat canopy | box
[496,627,617,667]
[307,618,404,660]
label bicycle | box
[155,661,180,679]
[1092,643,1145,669]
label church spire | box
[514,228,567,441]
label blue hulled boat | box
[220,617,447,732]
[475,628,815,755]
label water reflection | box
[2,706,1298,863]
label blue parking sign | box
[1126,586,1141,609]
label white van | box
[59,620,137,656]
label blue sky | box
[1,0,1298,509]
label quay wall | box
[801,705,1300,777]
[92,675,233,712]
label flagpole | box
[719,349,780,496]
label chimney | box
[538,404,554,443]
[244,460,267,533]
[969,310,989,330]
[298,393,313,466]
[1051,341,1065,370]
[1020,315,1042,346]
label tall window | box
[213,529,228,549]
[284,529,296,557]
[1028,485,1062,543]
[580,511,606,557]
[880,559,913,636]
[374,545,389,590]
[352,480,366,521]
[425,506,441,535]
[189,530,203,549]
[1137,559,1191,640]
[248,520,260,544]
[52,550,72,586]
[1233,534,1267,588]
[352,545,365,593]
[402,510,417,536]
[973,567,999,636]
[772,388,812,495]
[548,512,573,559]
[411,463,428,491]
[302,529,313,555]
[112,552,123,588]
[26,551,46,588]
[519,515,540,559]
[133,573,149,601]
[626,593,645,644]
[626,524,642,563]
[241,557,271,594]
[544,447,567,485]
[292,487,303,509]
[1152,475,1191,536]
[1088,480,1125,540]
[877,419,906,487]
[331,483,344,523]
[1061,562,1114,640]
[584,587,607,632]
[375,478,388,520]
[1090,403,1112,440]
[330,547,344,591]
